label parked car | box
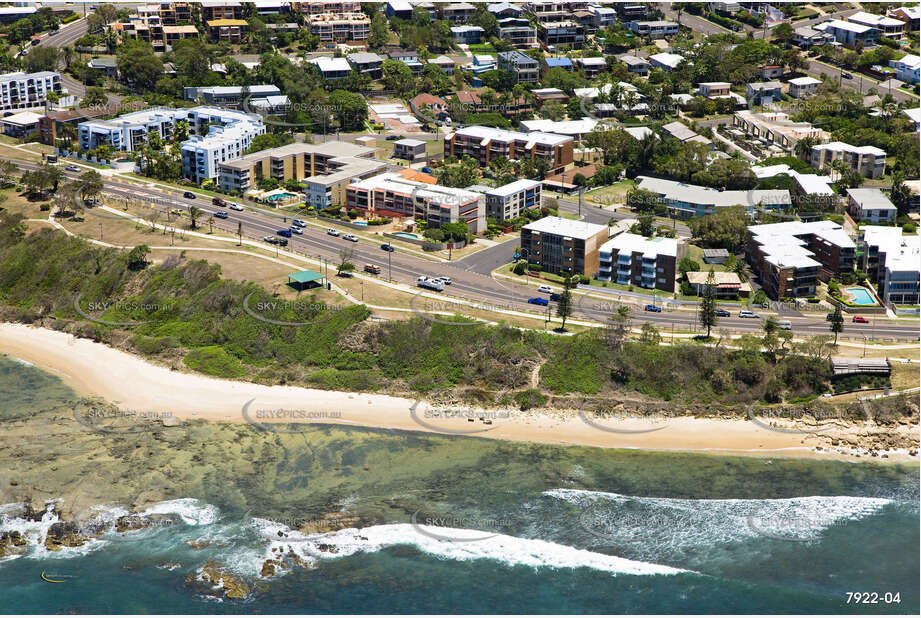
[183,191,196,199]
[228,202,244,211]
[289,226,302,235]
[65,165,81,172]
[291,219,306,227]
[644,304,662,312]
[277,229,292,238]
[715,309,730,317]
[528,297,549,306]
[327,228,340,237]
[380,243,394,252]
[852,316,870,323]
[343,233,359,242]
[213,211,228,219]
[537,285,553,294]
[212,197,226,206]
[739,310,760,318]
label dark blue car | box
[644,304,662,312]
[528,297,549,306]
[380,244,394,252]
[277,229,292,238]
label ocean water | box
[0,354,918,614]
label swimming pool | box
[393,232,418,239]
[845,287,877,306]
[266,193,297,202]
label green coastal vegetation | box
[0,212,907,414]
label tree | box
[126,245,150,271]
[640,322,661,344]
[626,187,662,213]
[328,89,368,132]
[605,305,631,350]
[556,275,574,331]
[678,257,700,276]
[699,269,718,338]
[688,205,749,251]
[188,205,201,229]
[207,215,215,234]
[542,101,566,121]
[24,45,60,72]
[236,220,243,245]
[634,213,655,237]
[829,304,843,345]
[338,247,355,275]
[76,170,103,201]
[763,316,778,335]
[890,172,912,217]
[773,22,794,45]
[81,86,108,108]
[117,40,164,91]
[368,12,390,48]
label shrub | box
[513,261,526,275]
[513,388,548,410]
[183,346,246,378]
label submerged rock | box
[188,560,251,600]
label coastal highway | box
[14,160,920,341]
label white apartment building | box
[811,142,887,179]
[484,179,542,221]
[79,107,185,152]
[0,71,67,112]
[597,233,680,292]
[862,226,920,305]
[846,188,897,224]
[787,76,822,99]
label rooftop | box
[601,232,679,258]
[449,125,572,147]
[636,176,792,209]
[846,188,897,212]
[748,220,855,270]
[523,216,607,240]
[349,172,482,207]
[486,179,542,197]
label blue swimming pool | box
[393,232,418,239]
[846,287,876,305]
[266,193,297,202]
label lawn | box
[685,244,729,272]
[585,179,636,205]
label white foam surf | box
[233,517,686,579]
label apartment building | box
[295,1,361,14]
[628,20,679,38]
[635,176,792,218]
[889,5,921,29]
[746,221,856,298]
[39,101,147,146]
[207,19,249,42]
[620,55,651,75]
[346,172,486,234]
[524,1,574,23]
[861,226,920,305]
[811,142,887,179]
[442,2,476,23]
[537,21,585,49]
[0,71,64,112]
[79,107,184,152]
[308,11,370,42]
[444,125,574,173]
[309,56,352,80]
[497,50,540,83]
[520,216,609,277]
[815,19,880,48]
[218,141,385,208]
[848,11,906,38]
[485,179,541,221]
[489,2,523,18]
[498,20,537,47]
[393,138,427,161]
[733,110,830,153]
[451,25,484,44]
[144,2,192,25]
[183,85,281,106]
[179,108,265,184]
[597,233,680,292]
[891,53,921,84]
[846,188,897,224]
[201,1,244,21]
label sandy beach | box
[0,322,914,461]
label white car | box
[343,234,359,242]
[228,203,244,211]
[327,228,340,237]
[437,276,452,285]
[537,285,553,294]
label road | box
[34,17,89,98]
[17,159,916,342]
[804,58,916,104]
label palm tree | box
[62,45,74,69]
[188,205,201,229]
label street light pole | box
[388,249,392,283]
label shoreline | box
[1,322,916,462]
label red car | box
[852,316,870,323]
